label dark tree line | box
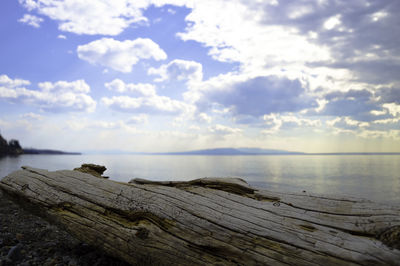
[0,133,23,155]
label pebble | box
[63,255,71,264]
[44,257,57,266]
[16,233,24,241]
[68,258,79,266]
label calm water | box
[1,154,399,204]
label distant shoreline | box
[122,148,400,156]
[80,151,400,156]
[22,148,81,155]
[0,133,81,156]
[150,152,400,156]
[304,152,400,156]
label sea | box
[1,154,399,205]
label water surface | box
[1,154,399,204]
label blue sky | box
[0,0,399,153]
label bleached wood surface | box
[1,166,400,265]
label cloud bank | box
[0,75,96,112]
[102,79,193,115]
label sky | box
[0,0,399,153]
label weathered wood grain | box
[0,166,399,265]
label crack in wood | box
[103,208,175,230]
[299,224,317,232]
[130,177,282,202]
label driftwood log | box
[0,166,400,265]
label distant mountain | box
[236,148,304,154]
[156,147,304,155]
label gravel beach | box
[0,190,130,266]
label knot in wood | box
[378,225,400,250]
[136,227,149,240]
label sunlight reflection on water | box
[1,154,399,204]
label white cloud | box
[17,1,393,92]
[280,115,322,128]
[0,75,96,112]
[357,129,400,141]
[17,1,400,91]
[370,109,387,116]
[65,118,144,132]
[77,38,167,73]
[20,113,44,120]
[383,103,400,117]
[102,95,191,115]
[323,15,342,30]
[19,0,331,77]
[148,59,203,83]
[171,0,400,108]
[167,8,176,14]
[90,121,124,130]
[197,112,212,123]
[57,34,67,39]
[327,117,369,131]
[0,74,30,87]
[19,0,38,11]
[177,0,331,71]
[371,11,388,22]
[105,79,156,96]
[262,114,321,134]
[102,79,193,115]
[189,125,201,131]
[126,114,148,124]
[287,5,313,19]
[18,14,44,28]
[38,79,90,93]
[18,0,148,35]
[208,124,242,135]
[0,87,18,98]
